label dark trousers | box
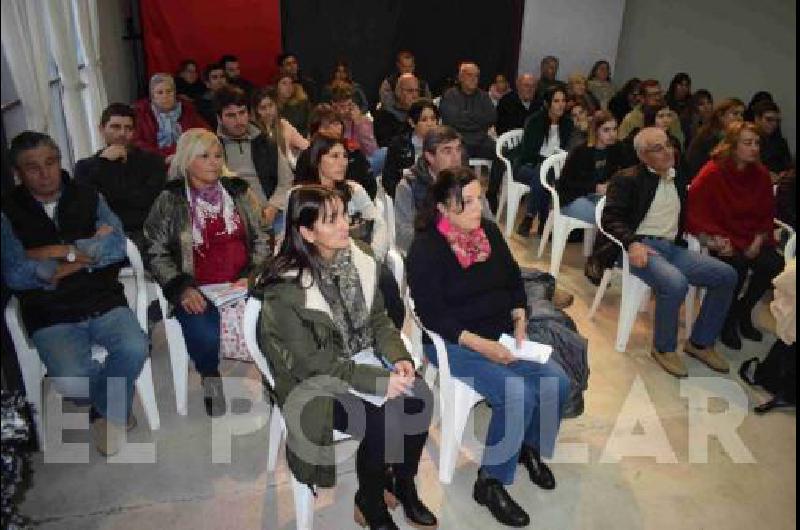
[174,301,220,376]
[333,376,433,483]
[378,263,405,330]
[717,246,784,324]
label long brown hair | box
[695,98,745,143]
[251,87,287,156]
[710,121,760,163]
[587,110,617,148]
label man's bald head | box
[634,127,675,175]
[517,73,536,102]
[458,62,480,94]
[395,73,420,109]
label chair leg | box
[497,176,508,225]
[583,227,597,257]
[537,213,554,258]
[548,221,570,278]
[164,318,189,416]
[438,381,473,484]
[291,474,316,530]
[587,269,613,320]
[266,405,284,472]
[616,275,649,352]
[134,357,160,430]
[505,190,521,239]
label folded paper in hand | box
[348,349,388,407]
[499,334,553,364]
[198,283,248,307]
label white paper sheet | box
[499,334,553,364]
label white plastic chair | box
[774,219,796,263]
[406,296,484,484]
[494,129,527,238]
[4,239,161,451]
[537,151,598,278]
[587,198,695,352]
[382,192,397,250]
[468,157,492,180]
[243,297,351,530]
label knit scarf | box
[153,101,183,149]
[436,215,491,268]
[186,180,238,248]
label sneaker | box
[552,287,574,310]
[91,417,125,456]
[202,373,227,417]
[684,341,729,373]
[651,349,688,378]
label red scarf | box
[687,158,775,251]
[437,216,491,268]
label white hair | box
[168,128,233,181]
[633,127,666,155]
[149,73,175,97]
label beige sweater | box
[770,258,796,345]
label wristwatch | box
[66,245,77,263]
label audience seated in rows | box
[587,60,616,110]
[256,185,436,530]
[143,129,271,417]
[250,86,310,168]
[220,54,255,97]
[74,103,167,251]
[382,99,440,198]
[2,132,148,456]
[214,86,292,233]
[556,111,628,225]
[275,71,312,137]
[622,103,689,179]
[295,104,376,199]
[608,77,642,124]
[495,73,537,135]
[330,85,385,176]
[320,59,370,112]
[378,50,432,110]
[373,73,420,148]
[687,121,784,350]
[589,127,738,378]
[617,79,685,148]
[514,85,574,237]
[277,52,319,104]
[134,73,209,159]
[195,63,229,131]
[686,97,745,177]
[406,167,570,527]
[174,59,206,101]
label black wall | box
[282,0,524,107]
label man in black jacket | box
[2,132,148,456]
[496,73,539,135]
[593,127,737,378]
[75,103,166,251]
[215,87,292,232]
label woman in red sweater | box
[133,73,208,160]
[687,121,783,350]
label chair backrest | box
[383,193,397,249]
[123,239,148,331]
[595,196,631,272]
[495,129,524,171]
[386,247,405,291]
[405,295,454,380]
[539,150,568,210]
[243,297,276,388]
[774,218,797,262]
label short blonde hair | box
[168,128,233,180]
[149,73,175,98]
[568,72,587,87]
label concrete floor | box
[20,232,796,530]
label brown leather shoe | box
[684,341,729,373]
[651,349,688,378]
[92,417,124,456]
[552,287,574,310]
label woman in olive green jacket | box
[256,185,436,529]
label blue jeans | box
[630,237,738,353]
[424,342,570,485]
[31,306,148,424]
[561,194,602,224]
[174,301,220,376]
[515,162,551,223]
[368,147,388,177]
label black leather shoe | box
[720,322,742,350]
[516,215,534,237]
[393,475,438,528]
[519,445,556,490]
[739,319,763,342]
[202,372,227,417]
[354,489,399,530]
[473,469,530,527]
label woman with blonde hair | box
[275,72,311,136]
[144,129,271,416]
[566,72,600,115]
[687,121,783,350]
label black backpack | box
[739,339,796,414]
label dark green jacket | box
[258,240,411,488]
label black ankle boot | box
[201,371,226,417]
[473,469,530,527]
[519,445,556,490]
[391,474,438,528]
[739,318,763,342]
[516,215,534,237]
[354,489,398,530]
[720,320,742,350]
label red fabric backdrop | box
[140,0,282,87]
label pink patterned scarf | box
[436,215,491,268]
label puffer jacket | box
[143,177,271,304]
[256,240,412,488]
